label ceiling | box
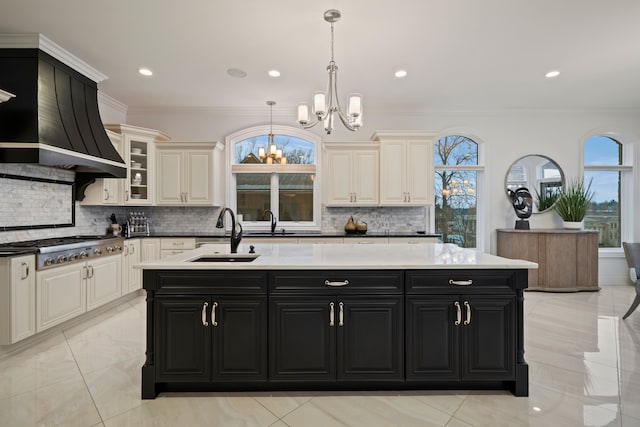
[2,0,640,113]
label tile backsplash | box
[1,164,430,244]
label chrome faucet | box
[216,207,242,253]
[263,209,277,233]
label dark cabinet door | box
[212,297,268,382]
[155,296,211,382]
[461,295,515,380]
[269,297,335,382]
[337,296,404,381]
[406,296,460,381]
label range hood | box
[0,34,127,198]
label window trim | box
[581,132,635,251]
[432,133,485,250]
[225,125,322,232]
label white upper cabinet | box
[373,132,435,206]
[105,124,171,206]
[324,142,379,206]
[155,142,222,206]
[80,129,125,205]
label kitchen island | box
[139,243,536,398]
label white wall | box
[125,106,640,285]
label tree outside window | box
[583,136,623,248]
[434,135,479,248]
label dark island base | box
[142,363,529,399]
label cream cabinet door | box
[405,140,432,205]
[141,238,161,261]
[184,150,213,205]
[0,255,36,344]
[156,150,184,204]
[325,147,378,206]
[379,139,432,205]
[379,140,405,205]
[87,255,122,311]
[122,239,142,294]
[37,263,86,332]
[325,150,353,205]
[80,130,124,205]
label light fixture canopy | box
[259,101,287,164]
[297,9,363,134]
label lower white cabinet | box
[122,239,142,294]
[0,255,36,345]
[87,255,123,310]
[142,238,161,261]
[37,254,122,332]
[160,238,195,259]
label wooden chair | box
[622,242,640,319]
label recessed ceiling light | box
[395,70,408,78]
[138,68,153,77]
[545,70,560,78]
[227,68,247,78]
[268,69,281,78]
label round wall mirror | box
[505,155,564,213]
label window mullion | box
[271,172,279,218]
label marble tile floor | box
[1,286,639,427]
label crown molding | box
[98,91,128,115]
[0,33,107,82]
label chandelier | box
[442,179,475,197]
[259,101,287,164]
[297,9,362,134]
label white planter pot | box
[562,220,584,230]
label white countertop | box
[136,243,538,270]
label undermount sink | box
[246,231,296,236]
[189,254,259,263]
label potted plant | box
[554,178,594,229]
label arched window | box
[226,125,321,231]
[583,135,633,248]
[434,135,483,248]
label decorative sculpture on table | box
[508,187,533,230]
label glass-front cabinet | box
[105,124,170,206]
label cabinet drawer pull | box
[454,301,461,326]
[329,302,335,326]
[21,262,29,280]
[202,302,209,326]
[464,301,471,325]
[339,302,344,326]
[212,302,219,326]
[104,189,109,201]
[448,279,473,286]
[325,280,349,287]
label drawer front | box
[146,270,268,294]
[406,270,523,294]
[160,238,196,250]
[270,270,403,294]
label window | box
[434,135,483,248]
[227,126,320,231]
[583,135,632,248]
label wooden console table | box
[497,229,599,292]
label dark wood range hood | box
[0,35,127,199]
